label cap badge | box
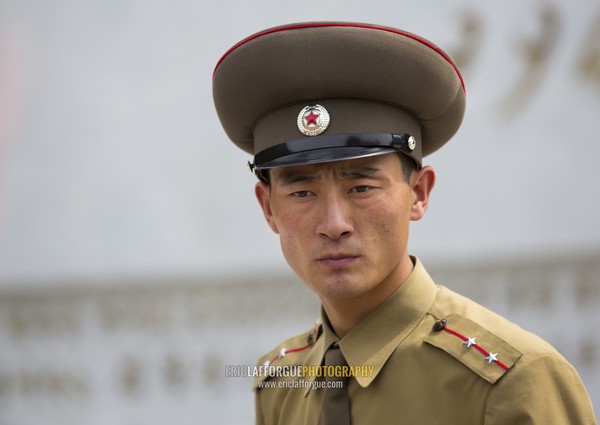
[407,136,416,151]
[297,104,330,136]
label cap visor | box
[256,146,397,169]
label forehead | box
[269,153,402,183]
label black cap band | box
[250,133,418,171]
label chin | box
[312,278,371,300]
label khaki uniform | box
[254,258,597,425]
[212,22,597,425]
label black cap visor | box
[251,133,418,170]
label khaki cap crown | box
[212,22,466,173]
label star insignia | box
[297,104,330,136]
[304,111,320,126]
[485,352,498,364]
[463,337,477,348]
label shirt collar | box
[307,257,438,388]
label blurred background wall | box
[0,0,598,423]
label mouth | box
[316,253,360,268]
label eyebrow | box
[338,166,381,179]
[275,166,382,185]
[275,169,319,185]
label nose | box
[315,193,354,240]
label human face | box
[255,154,434,303]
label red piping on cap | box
[212,22,466,92]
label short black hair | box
[398,153,419,182]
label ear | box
[255,182,280,234]
[410,166,435,221]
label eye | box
[349,185,373,194]
[291,190,314,198]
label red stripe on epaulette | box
[265,323,320,366]
[442,327,510,371]
[268,343,313,365]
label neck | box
[320,255,414,338]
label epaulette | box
[253,320,322,389]
[424,314,523,384]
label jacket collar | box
[303,257,438,391]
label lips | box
[316,253,359,268]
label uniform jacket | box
[254,258,597,424]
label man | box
[212,22,597,424]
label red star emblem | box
[297,104,330,136]
[304,110,320,127]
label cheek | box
[271,198,314,235]
[272,208,302,236]
[271,209,310,253]
[368,199,411,243]
[277,226,313,280]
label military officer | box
[212,22,597,424]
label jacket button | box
[432,319,447,332]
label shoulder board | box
[424,313,523,384]
[253,320,321,389]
